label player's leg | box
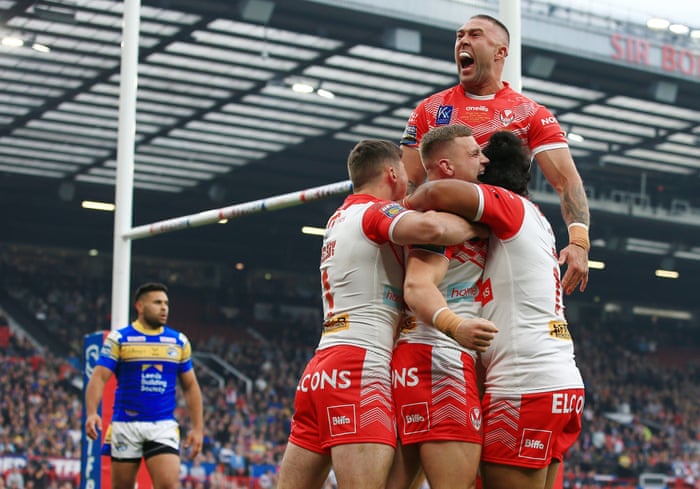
[331,442,395,489]
[480,389,583,489]
[420,440,481,489]
[144,451,181,489]
[140,419,183,489]
[277,441,332,489]
[386,440,421,489]
[544,460,561,489]
[110,460,141,489]
[109,421,144,489]
[480,462,547,489]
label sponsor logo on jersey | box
[436,105,453,125]
[140,366,167,394]
[399,315,416,333]
[121,344,181,361]
[540,116,558,126]
[499,109,515,126]
[401,402,430,435]
[382,285,403,308]
[552,392,584,414]
[519,428,551,460]
[322,313,350,334]
[159,337,177,343]
[298,369,352,392]
[475,277,493,306]
[401,124,417,144]
[548,320,571,340]
[327,404,357,437]
[392,366,419,388]
[127,336,146,341]
[380,202,402,218]
[100,343,113,357]
[446,280,479,303]
[321,239,336,263]
[141,363,163,372]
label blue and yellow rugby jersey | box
[96,320,194,422]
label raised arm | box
[535,147,590,294]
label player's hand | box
[85,413,102,441]
[559,243,589,294]
[453,318,498,353]
[184,429,204,459]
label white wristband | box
[568,222,589,231]
[431,306,450,326]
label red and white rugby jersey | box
[397,238,487,359]
[401,82,568,156]
[473,184,584,396]
[318,193,412,358]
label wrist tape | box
[568,222,590,252]
[432,307,461,338]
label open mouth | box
[459,52,474,69]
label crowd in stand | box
[1,249,700,489]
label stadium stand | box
[1,245,699,489]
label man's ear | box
[438,158,454,177]
[496,45,508,60]
[388,165,398,182]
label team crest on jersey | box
[380,203,402,218]
[436,105,453,125]
[470,407,482,431]
[499,109,515,126]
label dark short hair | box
[471,14,510,45]
[347,139,402,189]
[134,282,168,302]
[479,131,531,196]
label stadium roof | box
[2,0,700,313]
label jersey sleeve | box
[96,329,121,371]
[528,104,568,156]
[400,100,429,148]
[362,201,413,244]
[474,184,526,240]
[178,331,194,374]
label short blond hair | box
[419,125,474,170]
